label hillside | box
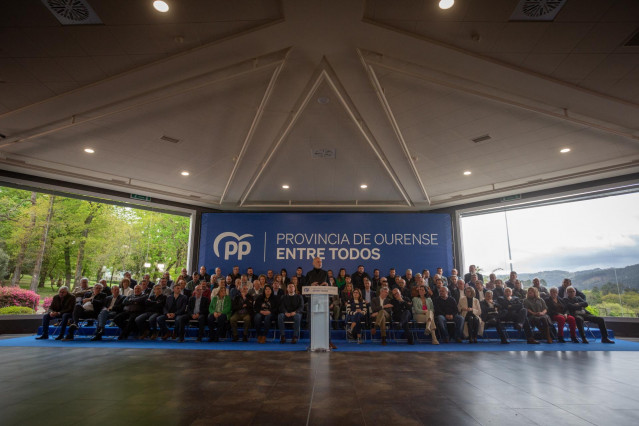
[496,264,639,290]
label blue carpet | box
[2,335,639,352]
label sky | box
[460,191,639,274]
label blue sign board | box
[199,213,453,276]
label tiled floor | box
[1,344,638,425]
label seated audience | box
[340,282,355,306]
[208,285,231,342]
[135,285,167,340]
[391,288,415,345]
[523,287,553,344]
[492,279,505,299]
[497,287,538,344]
[91,285,124,341]
[65,283,107,340]
[114,284,148,340]
[345,288,367,343]
[278,283,304,343]
[36,286,75,340]
[396,278,411,299]
[558,278,586,300]
[564,286,614,344]
[230,284,254,342]
[480,290,508,344]
[71,277,92,300]
[505,271,517,289]
[412,285,438,344]
[546,287,575,343]
[434,286,465,343]
[157,283,188,341]
[370,286,393,345]
[449,279,465,303]
[532,278,549,297]
[512,280,526,299]
[182,286,210,342]
[474,280,485,302]
[254,285,278,343]
[120,277,133,297]
[458,286,482,343]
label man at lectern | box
[305,257,337,350]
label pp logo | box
[213,232,253,260]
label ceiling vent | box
[509,0,567,21]
[471,134,492,143]
[160,135,181,144]
[624,29,639,47]
[311,148,336,159]
[41,0,102,25]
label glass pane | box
[460,191,639,317]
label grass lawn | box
[17,275,59,301]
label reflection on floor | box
[2,343,639,425]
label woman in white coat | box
[458,286,483,343]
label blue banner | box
[199,213,453,276]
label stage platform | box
[2,334,637,353]
[1,337,638,426]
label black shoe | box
[178,337,185,343]
[347,329,353,340]
[558,337,566,343]
[242,336,248,342]
[117,334,127,340]
[68,323,78,331]
[280,336,286,343]
[602,338,615,344]
[36,335,49,340]
[90,335,102,341]
[62,335,74,341]
[501,340,510,344]
[232,335,239,342]
[571,337,580,343]
[582,338,589,344]
[55,335,64,340]
[455,338,462,343]
[408,337,415,345]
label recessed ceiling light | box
[282,185,290,189]
[439,0,454,10]
[360,184,368,189]
[560,148,571,153]
[84,148,94,154]
[463,170,472,176]
[317,96,330,104]
[181,171,190,176]
[153,1,169,13]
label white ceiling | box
[0,0,638,210]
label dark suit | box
[157,293,188,336]
[180,295,210,339]
[135,294,167,334]
[564,296,609,340]
[464,272,484,284]
[390,296,414,343]
[40,293,75,338]
[496,296,532,338]
[97,294,125,330]
[480,299,508,342]
[114,293,148,337]
[68,292,107,337]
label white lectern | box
[302,286,338,352]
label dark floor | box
[1,344,639,426]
